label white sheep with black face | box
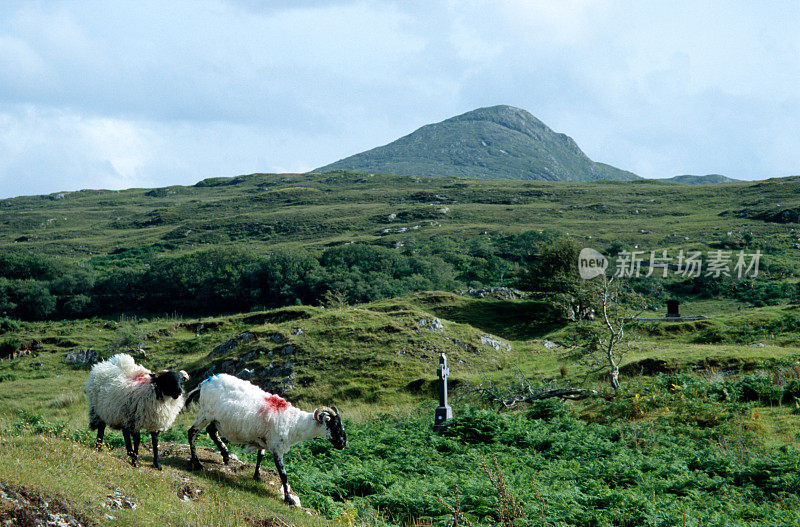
[185,373,346,506]
[85,353,189,469]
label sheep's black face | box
[325,409,347,450]
[152,371,185,400]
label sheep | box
[185,373,346,506]
[85,353,189,470]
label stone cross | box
[434,353,453,431]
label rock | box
[236,368,255,380]
[542,339,557,349]
[104,487,136,510]
[64,349,100,365]
[480,335,511,351]
[292,327,304,336]
[238,347,265,363]
[278,345,296,356]
[461,286,523,300]
[0,483,88,527]
[438,207,450,214]
[30,362,42,369]
[749,342,765,347]
[417,318,444,333]
[269,333,287,344]
[219,360,237,374]
[209,332,256,357]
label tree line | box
[2,229,796,321]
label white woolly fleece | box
[192,373,325,456]
[85,353,184,432]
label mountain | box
[315,105,640,182]
[662,174,740,185]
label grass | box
[3,171,800,523]
[0,434,326,527]
[2,294,800,524]
[3,172,800,262]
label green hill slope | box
[662,174,740,184]
[315,105,640,181]
[4,172,799,263]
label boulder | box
[480,335,511,352]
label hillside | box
[4,171,800,262]
[3,295,800,525]
[3,171,800,524]
[315,105,640,182]
[662,174,740,184]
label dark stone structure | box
[666,300,680,318]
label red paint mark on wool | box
[260,394,290,417]
[130,373,150,386]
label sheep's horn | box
[180,370,190,380]
[156,369,169,374]
[314,406,335,423]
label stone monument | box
[434,353,453,431]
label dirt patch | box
[159,442,279,484]
[241,310,312,325]
[180,321,226,334]
[250,517,292,527]
[0,482,95,526]
[621,358,676,376]
[173,474,203,502]
[103,486,136,510]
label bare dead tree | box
[574,274,646,391]
[469,369,597,410]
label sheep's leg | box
[95,421,106,450]
[122,430,138,467]
[206,422,229,464]
[272,452,297,506]
[151,432,162,470]
[254,449,264,482]
[187,425,203,471]
[132,431,141,467]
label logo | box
[578,248,608,280]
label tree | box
[518,236,596,320]
[574,275,645,390]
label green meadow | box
[2,172,800,525]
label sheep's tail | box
[107,353,151,377]
[184,385,202,408]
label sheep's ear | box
[180,370,190,381]
[151,374,164,400]
[332,406,339,415]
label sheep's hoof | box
[129,458,139,468]
[153,463,162,471]
[284,496,297,507]
[253,472,262,482]
[189,459,203,472]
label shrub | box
[734,376,783,405]
[526,399,574,421]
[442,407,507,444]
[782,379,800,404]
[0,317,20,334]
[0,336,23,358]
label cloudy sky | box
[1,1,799,198]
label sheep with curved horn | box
[185,374,346,506]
